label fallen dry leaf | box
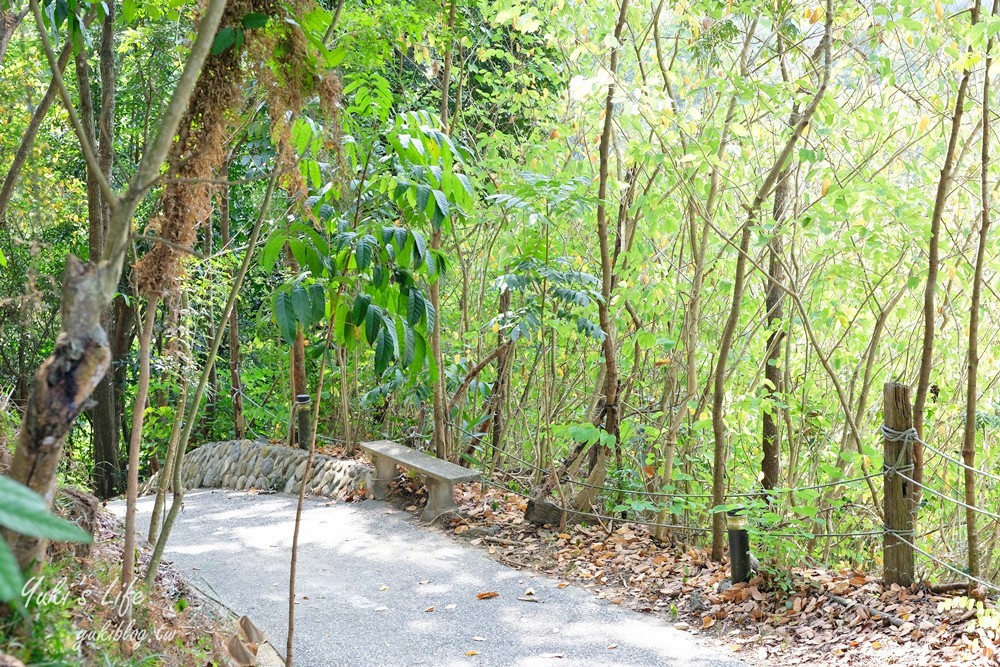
[477,591,500,600]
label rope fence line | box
[883,424,1000,522]
[481,477,882,540]
[209,392,893,544]
[888,530,1000,596]
[918,435,1000,484]
[894,469,1000,523]
[449,420,882,501]
[197,385,1000,591]
[478,477,712,534]
[880,421,1000,593]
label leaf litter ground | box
[371,469,1000,667]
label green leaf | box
[415,184,431,216]
[291,283,312,327]
[309,284,325,324]
[382,314,399,357]
[0,477,91,543]
[432,189,450,219]
[352,294,371,324]
[301,159,322,190]
[211,27,236,54]
[0,538,22,603]
[273,290,297,344]
[288,238,307,270]
[401,321,415,367]
[356,235,376,271]
[374,325,392,374]
[365,304,381,344]
[407,289,425,326]
[411,230,426,268]
[260,232,284,269]
[0,248,7,269]
[410,330,427,379]
[424,297,436,333]
[334,301,349,344]
[241,12,268,28]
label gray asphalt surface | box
[112,490,746,667]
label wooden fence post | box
[883,382,915,586]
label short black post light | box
[727,508,752,584]
[294,394,312,451]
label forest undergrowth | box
[378,469,1000,667]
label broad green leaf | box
[365,305,381,344]
[401,320,415,367]
[291,283,312,327]
[407,289,425,326]
[273,290,297,344]
[0,477,91,543]
[241,12,268,28]
[309,284,325,324]
[0,538,21,603]
[260,232,285,270]
[352,294,371,324]
[411,230,426,268]
[410,330,427,379]
[334,301,349,344]
[211,27,236,54]
[374,326,392,374]
[415,184,431,216]
[356,235,376,271]
[424,297,436,333]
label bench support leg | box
[371,454,396,500]
[421,478,457,522]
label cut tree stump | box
[525,499,569,527]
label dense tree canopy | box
[6,0,1000,657]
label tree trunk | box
[0,37,73,227]
[149,379,188,545]
[961,3,995,580]
[219,173,245,439]
[429,228,449,460]
[490,288,511,462]
[761,169,789,492]
[285,246,307,446]
[6,0,229,572]
[709,2,831,560]
[0,8,27,67]
[569,0,629,512]
[121,296,158,594]
[3,259,111,569]
[204,216,218,435]
[913,0,983,497]
[146,168,278,586]
[439,0,457,129]
[76,9,119,498]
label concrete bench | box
[358,440,480,522]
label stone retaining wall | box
[140,439,372,498]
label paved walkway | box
[113,490,746,667]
